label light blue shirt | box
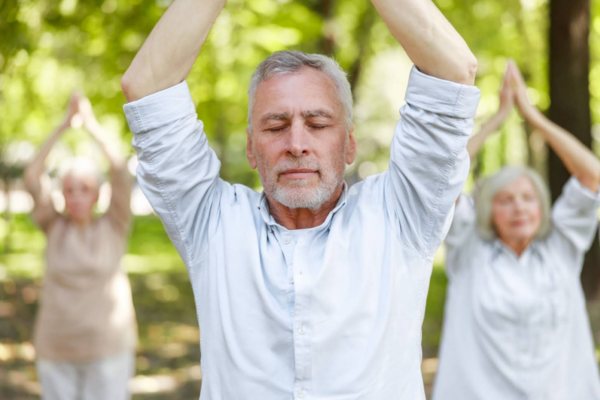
[124,67,480,400]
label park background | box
[1,0,600,398]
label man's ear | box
[345,129,357,165]
[246,129,257,169]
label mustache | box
[273,158,320,175]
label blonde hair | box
[474,166,552,240]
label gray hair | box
[247,50,353,132]
[59,157,103,189]
[474,166,552,241]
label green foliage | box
[1,0,569,188]
[423,264,448,358]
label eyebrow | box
[301,110,334,119]
[260,112,291,124]
[259,109,335,125]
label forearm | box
[24,121,69,193]
[122,0,226,101]
[528,109,600,191]
[85,120,127,171]
[467,112,504,160]
[371,0,477,84]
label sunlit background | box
[1,0,600,398]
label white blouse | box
[432,177,600,400]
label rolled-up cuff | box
[123,81,196,134]
[562,176,600,208]
[404,66,480,119]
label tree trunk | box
[548,0,599,300]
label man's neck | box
[267,187,343,230]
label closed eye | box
[265,125,287,132]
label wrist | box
[523,106,545,128]
[58,119,71,131]
[486,111,506,130]
[85,119,101,133]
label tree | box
[548,0,600,300]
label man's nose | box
[287,122,310,157]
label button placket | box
[292,235,312,398]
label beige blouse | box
[30,166,137,362]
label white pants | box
[37,351,134,400]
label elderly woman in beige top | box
[24,94,137,400]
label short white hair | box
[474,166,552,241]
[58,157,102,189]
[247,50,353,132]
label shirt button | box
[298,325,305,335]
[298,389,305,398]
[283,237,291,245]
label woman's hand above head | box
[466,63,515,160]
[508,61,600,192]
[506,61,544,125]
[64,92,83,129]
[496,64,515,122]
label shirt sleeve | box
[123,81,222,268]
[445,194,476,249]
[548,177,600,270]
[385,67,480,256]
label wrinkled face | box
[491,175,542,246]
[246,67,356,210]
[62,174,99,223]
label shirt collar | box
[490,237,543,261]
[257,182,349,231]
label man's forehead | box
[254,67,336,95]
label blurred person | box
[24,94,136,400]
[121,0,479,398]
[432,61,600,400]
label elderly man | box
[122,0,479,398]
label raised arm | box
[121,0,226,101]
[370,0,477,84]
[78,96,132,231]
[509,61,600,192]
[78,96,127,171]
[24,95,78,194]
[467,66,514,160]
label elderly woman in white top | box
[432,61,600,400]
